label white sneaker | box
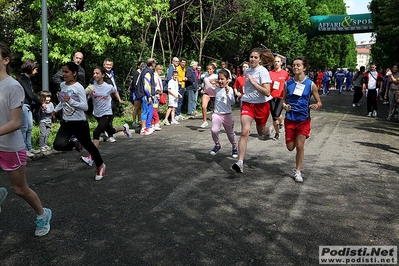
[154,124,162,131]
[123,123,132,138]
[232,161,243,173]
[175,115,181,121]
[80,155,93,167]
[95,163,106,181]
[200,121,208,128]
[26,150,35,158]
[107,137,116,142]
[352,103,356,107]
[372,110,377,117]
[171,119,180,125]
[29,149,41,154]
[268,125,274,138]
[293,169,303,183]
[367,112,372,117]
[163,119,170,125]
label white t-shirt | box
[88,82,116,117]
[241,66,272,103]
[167,79,179,107]
[54,82,88,121]
[0,76,25,152]
[368,71,378,89]
[214,87,235,114]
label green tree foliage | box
[2,0,363,106]
[306,0,357,71]
[369,0,399,68]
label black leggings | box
[94,115,115,140]
[269,98,283,121]
[53,120,104,167]
[352,86,363,104]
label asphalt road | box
[1,90,398,266]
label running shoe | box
[200,121,208,128]
[95,163,106,181]
[293,169,303,183]
[80,155,93,167]
[123,123,132,138]
[35,208,52,237]
[232,161,243,173]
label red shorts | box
[0,150,27,171]
[241,101,270,127]
[284,118,311,144]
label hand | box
[63,94,70,102]
[119,99,126,104]
[309,103,319,109]
[284,104,291,112]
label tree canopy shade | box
[369,0,399,68]
[2,0,363,100]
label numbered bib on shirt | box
[272,81,280,90]
[293,83,305,96]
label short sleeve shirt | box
[0,76,25,152]
[241,66,272,103]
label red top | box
[233,75,245,93]
[270,69,289,98]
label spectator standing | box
[18,59,42,157]
[363,62,383,117]
[167,57,179,81]
[322,68,330,95]
[130,61,145,128]
[38,91,54,152]
[152,65,164,131]
[175,59,187,121]
[52,51,85,88]
[185,61,199,117]
[352,66,365,107]
[163,71,182,125]
[0,42,52,236]
[136,58,156,135]
[385,65,399,120]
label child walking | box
[210,69,238,158]
[38,91,54,152]
[163,71,182,125]
[0,42,52,236]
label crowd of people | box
[2,38,399,236]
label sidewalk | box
[1,90,398,265]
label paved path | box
[1,90,398,265]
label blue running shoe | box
[0,187,8,213]
[35,208,52,237]
[210,145,221,155]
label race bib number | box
[273,81,280,90]
[293,83,305,96]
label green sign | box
[304,13,373,38]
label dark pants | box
[53,120,104,167]
[94,115,115,140]
[175,87,185,116]
[366,89,378,112]
[352,86,363,104]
